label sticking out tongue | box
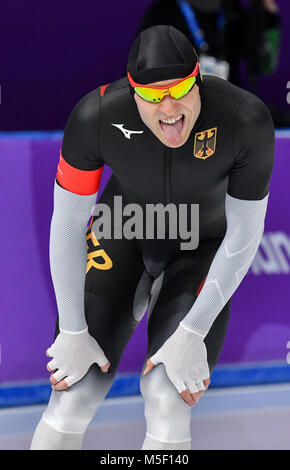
[160,116,184,145]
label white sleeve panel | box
[181,192,269,337]
[49,180,98,331]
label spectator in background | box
[138,0,287,125]
[139,0,229,80]
[139,0,281,84]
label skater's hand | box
[46,327,110,391]
[143,323,210,407]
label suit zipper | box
[164,147,171,232]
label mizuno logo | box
[111,123,144,140]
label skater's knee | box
[140,363,191,419]
[44,366,114,433]
[140,364,191,442]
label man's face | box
[134,78,201,148]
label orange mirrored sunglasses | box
[128,62,199,103]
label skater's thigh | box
[146,238,231,373]
[54,218,147,375]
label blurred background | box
[0,0,290,450]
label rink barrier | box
[0,362,289,408]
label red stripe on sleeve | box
[100,83,110,97]
[196,277,207,297]
[56,151,103,195]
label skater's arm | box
[47,88,110,390]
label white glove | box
[149,323,210,394]
[46,327,109,387]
